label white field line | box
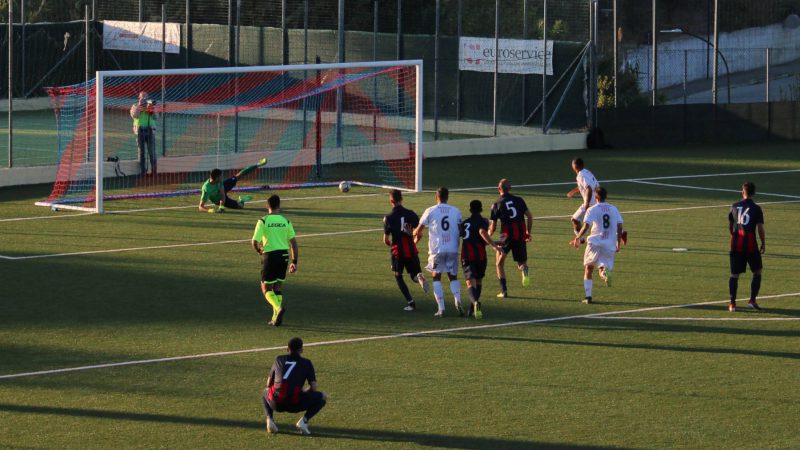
[1,291,797,381]
[5,167,798,221]
[0,212,95,223]
[0,229,381,261]
[3,199,799,261]
[590,316,800,321]
[630,180,800,199]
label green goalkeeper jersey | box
[253,214,295,252]
[201,180,224,204]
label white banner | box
[459,37,553,75]
[103,20,180,54]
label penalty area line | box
[1,292,797,381]
[589,316,800,321]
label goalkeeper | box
[198,157,268,213]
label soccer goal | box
[36,60,423,213]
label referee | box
[252,195,298,326]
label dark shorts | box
[391,254,422,277]
[262,250,289,283]
[462,259,488,280]
[266,390,325,414]
[730,251,762,274]
[222,177,242,209]
[501,239,527,263]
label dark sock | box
[476,283,482,298]
[499,278,507,293]
[750,275,761,301]
[395,275,412,301]
[729,277,738,302]
[261,395,274,419]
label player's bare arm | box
[524,209,533,241]
[412,224,425,243]
[383,233,392,247]
[198,199,210,212]
[251,239,262,255]
[571,223,589,247]
[487,219,497,236]
[757,223,766,254]
[616,223,624,252]
[566,187,580,198]
[479,228,503,252]
[289,238,299,273]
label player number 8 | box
[602,214,610,229]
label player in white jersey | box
[414,187,464,317]
[566,157,600,239]
[570,186,625,304]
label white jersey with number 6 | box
[584,202,623,252]
[419,203,463,255]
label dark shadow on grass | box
[0,402,624,449]
[434,332,800,360]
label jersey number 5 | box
[505,201,518,219]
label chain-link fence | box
[1,0,593,168]
[597,0,800,107]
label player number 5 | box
[505,201,517,219]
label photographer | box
[130,91,158,176]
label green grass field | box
[1,142,799,449]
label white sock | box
[433,281,445,311]
[450,280,462,306]
[584,279,593,298]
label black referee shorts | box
[261,250,289,284]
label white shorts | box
[583,244,616,270]
[572,204,588,221]
[426,252,459,276]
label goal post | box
[37,60,424,213]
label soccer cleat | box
[258,157,268,166]
[266,418,279,434]
[274,308,286,326]
[496,291,507,299]
[455,302,465,317]
[417,274,430,293]
[599,268,612,287]
[434,310,444,318]
[582,297,593,304]
[295,417,311,435]
[521,268,530,287]
[728,302,736,312]
[474,302,483,320]
[747,301,761,311]
[403,301,416,311]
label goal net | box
[37,61,423,213]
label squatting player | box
[460,200,503,319]
[251,195,298,326]
[414,187,464,317]
[198,157,268,212]
[728,181,766,312]
[570,187,625,304]
[566,157,600,240]
[489,179,533,298]
[263,337,327,435]
[383,189,429,311]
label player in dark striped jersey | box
[263,337,327,435]
[383,189,429,311]
[461,200,503,319]
[489,179,533,298]
[728,181,766,312]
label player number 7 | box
[283,361,297,379]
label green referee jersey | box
[252,214,296,252]
[201,180,223,204]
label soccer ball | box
[339,181,351,193]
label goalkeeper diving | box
[198,157,269,213]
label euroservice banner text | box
[103,20,181,54]
[459,37,553,75]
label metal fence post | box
[434,0,440,140]
[765,47,770,102]
[20,0,25,97]
[683,49,687,105]
[186,0,191,68]
[521,0,527,123]
[711,0,718,105]
[493,0,499,136]
[542,0,547,133]
[456,0,462,121]
[651,0,657,106]
[612,0,617,108]
[138,0,143,70]
[161,0,167,157]
[8,0,13,167]
[281,0,288,65]
[372,0,378,143]
[336,0,344,148]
